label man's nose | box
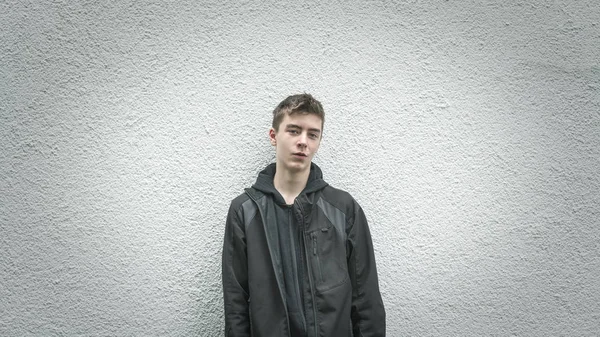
[297,133,308,147]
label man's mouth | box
[293,152,307,157]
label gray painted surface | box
[1,1,599,336]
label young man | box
[222,94,385,336]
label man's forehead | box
[281,114,322,130]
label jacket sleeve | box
[347,201,386,337]
[222,202,251,336]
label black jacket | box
[222,163,385,336]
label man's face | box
[270,113,322,173]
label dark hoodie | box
[251,163,328,337]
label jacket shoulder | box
[228,192,252,213]
[320,185,360,214]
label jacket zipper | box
[311,233,323,283]
[248,297,253,335]
[296,201,319,337]
[290,207,308,335]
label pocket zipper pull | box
[321,227,329,232]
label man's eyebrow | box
[285,124,321,133]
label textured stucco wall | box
[1,1,599,336]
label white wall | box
[1,1,599,335]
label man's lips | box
[292,152,307,157]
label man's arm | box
[222,203,250,336]
[347,201,386,336]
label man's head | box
[271,93,325,132]
[269,94,325,173]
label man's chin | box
[283,161,310,173]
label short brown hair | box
[272,93,325,131]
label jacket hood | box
[252,163,328,203]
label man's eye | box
[289,130,299,134]
[309,133,318,139]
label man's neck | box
[273,163,311,205]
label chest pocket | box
[308,199,349,292]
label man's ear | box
[269,128,277,146]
